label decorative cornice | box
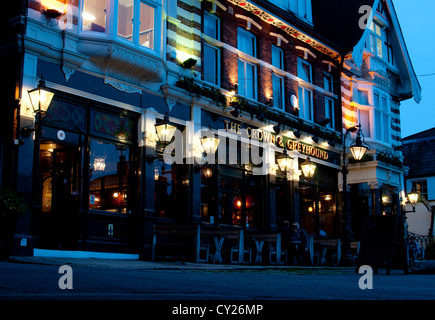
[227,0,340,60]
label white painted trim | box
[33,249,140,260]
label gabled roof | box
[312,0,421,103]
[351,0,421,103]
[402,127,435,178]
[402,127,435,142]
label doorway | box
[37,141,81,250]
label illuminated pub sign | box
[223,120,329,161]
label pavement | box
[8,255,358,273]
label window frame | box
[373,91,391,144]
[272,73,285,111]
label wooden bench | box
[244,233,283,265]
[199,229,244,264]
[312,238,341,266]
[151,224,200,262]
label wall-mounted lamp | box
[43,8,64,19]
[328,140,336,147]
[273,123,281,134]
[181,58,197,69]
[21,78,55,138]
[319,118,331,127]
[300,157,316,179]
[231,83,238,95]
[147,114,177,163]
[276,149,293,174]
[266,97,273,106]
[256,112,265,122]
[407,191,419,212]
[201,129,220,156]
[230,108,239,118]
[195,165,214,179]
[293,130,301,139]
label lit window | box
[118,0,155,50]
[82,0,107,32]
[368,21,383,58]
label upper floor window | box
[204,12,220,40]
[297,58,312,83]
[203,13,221,85]
[374,92,390,143]
[297,58,313,121]
[238,28,257,99]
[238,27,256,57]
[368,21,383,59]
[324,72,333,93]
[271,45,284,70]
[411,180,428,200]
[82,0,107,32]
[117,0,155,50]
[272,0,312,22]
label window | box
[272,74,284,110]
[272,45,284,69]
[298,58,313,121]
[203,13,220,85]
[273,0,312,22]
[324,72,333,93]
[298,86,313,121]
[386,31,394,65]
[368,21,383,58]
[325,97,334,129]
[154,160,189,219]
[82,0,107,32]
[89,139,135,214]
[374,92,390,143]
[357,89,370,105]
[411,180,428,200]
[118,0,155,50]
[238,59,256,99]
[238,27,256,56]
[203,44,220,85]
[237,28,257,99]
[298,58,312,82]
[358,109,371,138]
[204,12,219,40]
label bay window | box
[118,0,155,50]
[82,0,107,32]
[374,92,390,143]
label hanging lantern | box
[93,157,106,171]
[349,130,368,161]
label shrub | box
[0,188,27,218]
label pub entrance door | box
[37,141,81,250]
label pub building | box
[0,0,419,264]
